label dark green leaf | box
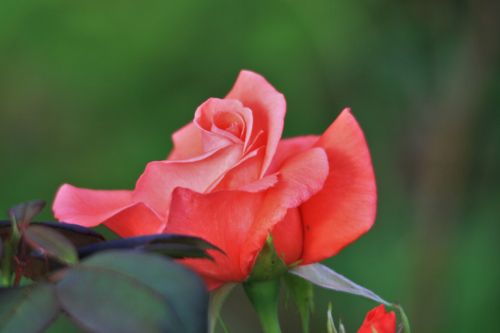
[0,221,105,247]
[77,234,220,260]
[8,200,46,228]
[0,284,60,333]
[284,273,314,333]
[24,225,78,265]
[0,221,102,280]
[34,222,105,247]
[57,250,208,333]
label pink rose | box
[53,70,376,289]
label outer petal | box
[266,135,318,175]
[300,109,377,264]
[167,122,203,160]
[133,144,243,217]
[271,208,303,264]
[167,188,262,284]
[214,147,265,191]
[226,70,286,177]
[52,184,163,236]
[240,147,329,272]
[103,203,164,237]
[166,148,329,285]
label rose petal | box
[226,70,286,177]
[53,184,133,227]
[266,135,319,175]
[300,109,377,264]
[133,144,243,218]
[358,305,396,333]
[168,123,203,160]
[103,202,164,237]
[52,184,164,236]
[270,208,303,264]
[194,98,254,151]
[241,147,329,271]
[167,187,262,283]
[214,147,265,191]
[166,148,328,283]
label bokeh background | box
[1,0,499,332]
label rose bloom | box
[53,70,376,289]
[357,305,396,333]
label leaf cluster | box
[0,200,216,333]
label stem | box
[397,305,411,333]
[0,241,13,286]
[0,217,21,287]
[243,279,282,333]
[389,304,411,333]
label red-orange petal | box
[357,305,396,333]
[300,109,377,264]
[166,148,328,283]
[240,147,329,273]
[166,187,262,282]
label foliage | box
[0,201,212,333]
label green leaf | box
[326,303,337,333]
[8,200,46,228]
[338,320,346,333]
[24,225,78,265]
[57,250,208,333]
[209,283,236,333]
[290,264,389,305]
[0,284,60,333]
[284,273,314,333]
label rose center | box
[213,111,245,138]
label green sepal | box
[247,236,287,282]
[243,278,282,333]
[284,273,314,333]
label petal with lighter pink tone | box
[194,98,254,151]
[226,70,286,177]
[300,109,377,264]
[214,147,265,191]
[266,135,319,175]
[133,144,243,217]
[52,184,164,236]
[168,123,203,160]
[53,184,133,227]
[103,202,164,237]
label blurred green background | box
[1,0,499,332]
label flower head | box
[53,70,377,289]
